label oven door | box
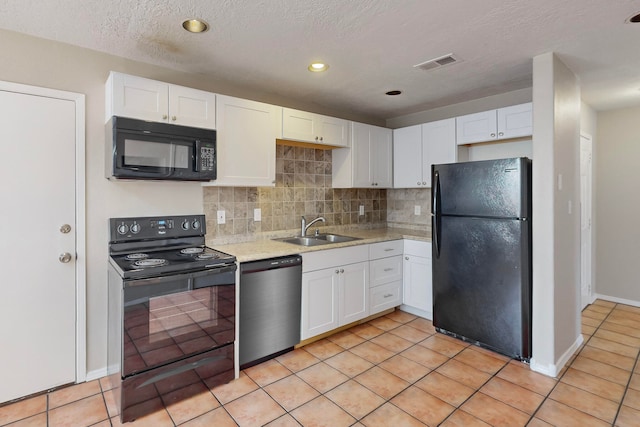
[121,264,236,377]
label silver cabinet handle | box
[498,131,504,137]
[383,293,393,298]
[490,132,496,137]
[171,116,177,121]
[320,136,323,142]
[60,224,71,234]
[162,114,168,120]
[405,256,409,260]
[417,181,421,185]
[383,268,393,272]
[384,248,394,252]
[340,269,344,273]
[59,253,72,263]
[422,182,426,185]
[335,269,340,274]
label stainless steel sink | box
[275,234,360,246]
[277,236,331,247]
[314,234,361,243]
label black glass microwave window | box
[123,138,191,169]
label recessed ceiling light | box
[626,12,640,23]
[308,62,329,72]
[182,19,209,33]
[386,90,402,96]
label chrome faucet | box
[300,215,326,236]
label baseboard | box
[85,367,108,382]
[594,293,640,308]
[530,333,583,378]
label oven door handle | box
[124,263,237,288]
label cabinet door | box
[168,85,216,129]
[282,108,317,143]
[339,261,369,325]
[393,125,423,188]
[351,122,372,187]
[403,255,432,318]
[301,268,339,340]
[109,72,169,122]
[319,115,350,147]
[455,110,497,145]
[211,95,279,187]
[422,118,456,186]
[497,103,532,140]
[371,126,393,188]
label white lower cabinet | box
[369,240,403,315]
[301,246,369,340]
[402,240,433,319]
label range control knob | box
[192,219,201,230]
[130,223,141,234]
[117,224,129,235]
[181,220,190,230]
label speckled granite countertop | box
[211,227,431,263]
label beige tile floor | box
[1,299,640,426]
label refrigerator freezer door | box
[432,215,531,359]
[433,157,529,219]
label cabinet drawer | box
[404,239,431,257]
[369,240,403,260]
[370,281,402,314]
[370,256,402,287]
[302,245,369,273]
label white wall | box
[530,52,582,376]
[595,106,640,303]
[0,28,377,377]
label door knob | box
[60,224,71,234]
[59,253,72,263]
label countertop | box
[211,227,431,263]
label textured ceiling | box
[1,0,639,120]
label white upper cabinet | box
[333,122,392,188]
[106,72,216,129]
[282,107,350,147]
[456,102,532,145]
[393,118,456,188]
[208,95,281,187]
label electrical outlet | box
[414,205,421,215]
[359,205,365,216]
[254,208,262,221]
[217,210,226,224]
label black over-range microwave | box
[106,116,216,181]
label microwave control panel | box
[200,146,215,172]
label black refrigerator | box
[431,157,532,361]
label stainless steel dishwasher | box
[239,255,302,368]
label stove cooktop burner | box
[125,253,150,261]
[180,247,204,254]
[134,258,168,268]
[196,253,218,260]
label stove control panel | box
[110,215,206,242]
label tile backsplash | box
[204,145,387,244]
[386,188,432,232]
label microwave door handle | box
[194,140,202,172]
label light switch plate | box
[414,205,421,215]
[359,205,365,216]
[217,210,226,224]
[254,208,261,221]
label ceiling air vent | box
[414,54,459,71]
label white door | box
[0,87,79,402]
[580,134,593,309]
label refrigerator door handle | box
[432,170,441,258]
